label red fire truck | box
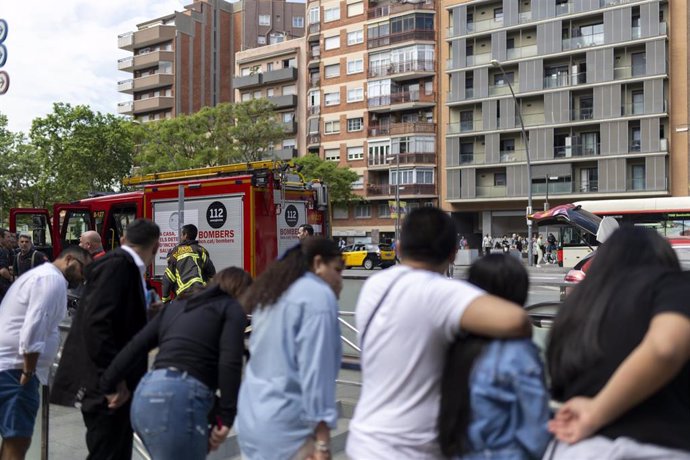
[9,160,328,290]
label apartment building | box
[441,0,688,244]
[234,39,307,159]
[117,0,305,123]
[307,0,440,242]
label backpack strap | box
[360,269,412,350]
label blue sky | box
[0,1,201,133]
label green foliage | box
[133,99,285,172]
[29,103,135,204]
[294,154,360,205]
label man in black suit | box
[51,219,160,460]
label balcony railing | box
[307,133,320,145]
[447,120,482,134]
[368,29,435,49]
[532,180,573,195]
[543,72,586,89]
[458,153,486,165]
[571,107,594,121]
[310,76,321,87]
[556,1,574,16]
[308,105,320,116]
[576,180,599,193]
[506,45,538,60]
[368,90,435,107]
[368,59,435,78]
[555,143,601,158]
[518,11,532,23]
[476,185,507,197]
[366,184,436,196]
[488,81,519,96]
[466,17,504,34]
[563,32,605,51]
[117,101,134,115]
[466,53,491,66]
[309,47,321,60]
[367,1,435,19]
[118,79,134,92]
[392,122,436,135]
[308,23,320,35]
[499,149,527,163]
[613,65,649,80]
[118,32,133,49]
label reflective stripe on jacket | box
[161,240,216,301]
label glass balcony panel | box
[476,185,507,197]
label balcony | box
[466,18,504,34]
[368,90,436,112]
[368,29,435,49]
[543,72,586,89]
[263,67,298,85]
[233,73,262,89]
[506,45,538,60]
[133,73,174,92]
[556,1,574,16]
[118,32,134,50]
[269,147,298,160]
[466,53,491,66]
[532,180,573,195]
[562,32,605,51]
[118,79,134,93]
[366,183,436,196]
[576,180,599,193]
[117,101,134,115]
[307,133,321,146]
[118,56,134,72]
[476,185,507,197]
[447,120,482,134]
[488,81,519,96]
[131,25,175,50]
[309,47,321,61]
[555,144,601,158]
[131,50,174,71]
[369,122,436,137]
[133,96,174,113]
[282,121,297,135]
[308,105,321,116]
[518,11,532,23]
[368,59,435,79]
[499,149,527,163]
[308,23,320,36]
[571,107,594,121]
[459,153,486,165]
[267,94,298,110]
[367,1,435,20]
[613,65,649,80]
[626,178,667,192]
[310,75,321,87]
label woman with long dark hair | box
[438,254,550,459]
[100,267,252,460]
[236,237,343,460]
[547,227,690,458]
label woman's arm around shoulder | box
[461,295,531,339]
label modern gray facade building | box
[441,0,679,240]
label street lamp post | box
[387,153,401,245]
[544,175,559,211]
[491,59,533,265]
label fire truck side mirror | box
[312,183,328,210]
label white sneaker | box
[536,264,542,268]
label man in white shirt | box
[346,207,532,459]
[0,246,91,459]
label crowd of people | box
[0,210,689,460]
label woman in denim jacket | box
[439,254,551,459]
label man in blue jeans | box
[0,246,91,459]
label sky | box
[0,1,200,134]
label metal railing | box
[543,71,586,88]
[368,59,435,78]
[555,143,601,158]
[562,32,604,50]
[367,29,435,49]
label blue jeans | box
[131,368,214,460]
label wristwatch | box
[314,440,330,453]
[21,370,35,378]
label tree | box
[294,154,360,206]
[0,114,39,223]
[133,99,285,173]
[29,103,135,205]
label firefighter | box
[162,224,216,302]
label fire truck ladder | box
[123,160,280,186]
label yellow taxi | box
[341,243,396,270]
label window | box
[347,58,363,74]
[324,36,340,50]
[351,174,364,189]
[630,126,641,151]
[325,148,340,161]
[632,52,646,76]
[348,2,364,17]
[494,172,507,186]
[347,87,364,102]
[282,112,294,123]
[325,120,340,134]
[267,63,274,71]
[253,90,262,99]
[324,91,340,106]
[355,204,371,218]
[378,203,391,218]
[257,36,267,45]
[259,15,271,26]
[631,164,645,190]
[494,7,504,21]
[347,117,364,132]
[267,88,275,97]
[241,92,251,102]
[269,34,285,45]
[417,168,434,184]
[347,146,364,161]
[324,6,340,22]
[282,84,296,95]
[292,16,304,28]
[241,67,251,76]
[347,30,364,45]
[494,72,514,86]
[333,206,348,219]
[632,90,644,114]
[325,64,340,78]
[309,7,319,25]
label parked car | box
[341,243,396,270]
